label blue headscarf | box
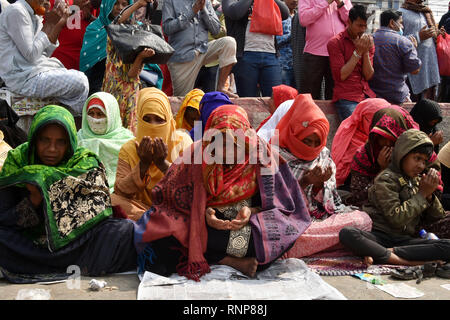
[79,0,132,72]
[189,91,233,141]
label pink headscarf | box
[332,98,391,186]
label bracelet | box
[337,1,344,8]
[353,50,362,59]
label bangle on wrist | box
[353,50,362,59]
[337,1,344,8]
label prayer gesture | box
[25,183,43,208]
[408,35,418,48]
[205,207,231,230]
[136,136,154,166]
[354,34,373,55]
[301,165,332,189]
[419,25,436,41]
[153,137,169,173]
[429,131,443,146]
[419,168,440,200]
[192,0,206,14]
[230,206,251,231]
[45,0,71,26]
[377,146,393,170]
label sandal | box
[436,262,450,279]
[390,263,438,284]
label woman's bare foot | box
[218,256,258,278]
[364,256,373,267]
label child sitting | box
[340,129,450,266]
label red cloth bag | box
[249,0,283,36]
[437,34,450,76]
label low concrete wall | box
[168,97,450,150]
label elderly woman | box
[133,104,311,280]
[0,105,136,282]
[111,88,193,221]
[77,92,135,193]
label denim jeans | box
[233,51,282,97]
[281,68,296,88]
[334,99,359,121]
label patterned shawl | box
[351,107,419,178]
[402,0,437,34]
[279,147,350,220]
[175,89,204,132]
[77,92,135,193]
[134,107,311,281]
[332,98,391,186]
[0,105,112,251]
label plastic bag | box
[437,34,450,76]
[249,0,283,36]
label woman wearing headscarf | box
[347,107,419,207]
[189,91,233,141]
[0,105,136,282]
[77,92,135,193]
[409,98,444,153]
[175,89,205,132]
[271,94,372,259]
[133,104,311,280]
[331,98,392,187]
[0,130,11,171]
[111,88,193,221]
[255,84,298,132]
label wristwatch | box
[353,50,362,59]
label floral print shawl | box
[0,105,112,251]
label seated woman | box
[133,105,311,279]
[189,91,233,141]
[111,88,193,221]
[175,88,204,132]
[347,107,419,207]
[340,129,450,267]
[77,92,135,193]
[409,99,444,153]
[269,94,372,259]
[255,84,298,132]
[331,98,391,188]
[0,105,136,281]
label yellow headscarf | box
[175,89,204,131]
[119,88,193,205]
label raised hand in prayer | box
[419,168,440,201]
[408,35,418,48]
[300,165,332,190]
[429,131,444,146]
[135,136,154,179]
[419,25,436,41]
[192,0,206,14]
[205,207,231,230]
[153,137,170,174]
[377,146,393,170]
[230,206,251,231]
[25,183,43,208]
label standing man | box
[438,1,450,34]
[162,0,238,97]
[327,4,375,121]
[369,10,421,105]
[299,0,352,100]
[400,0,445,101]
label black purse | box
[105,3,174,65]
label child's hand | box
[419,168,440,200]
[377,146,393,170]
[138,48,155,61]
[429,131,443,146]
[137,0,153,8]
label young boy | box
[339,129,450,266]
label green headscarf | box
[77,92,134,192]
[79,0,132,72]
[0,105,112,251]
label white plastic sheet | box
[137,258,347,300]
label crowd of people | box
[0,0,450,284]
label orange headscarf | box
[272,85,298,109]
[275,94,329,161]
[202,105,258,207]
[175,89,204,131]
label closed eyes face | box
[143,114,166,124]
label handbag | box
[437,33,450,77]
[249,0,283,36]
[105,4,174,65]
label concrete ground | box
[1,271,450,300]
